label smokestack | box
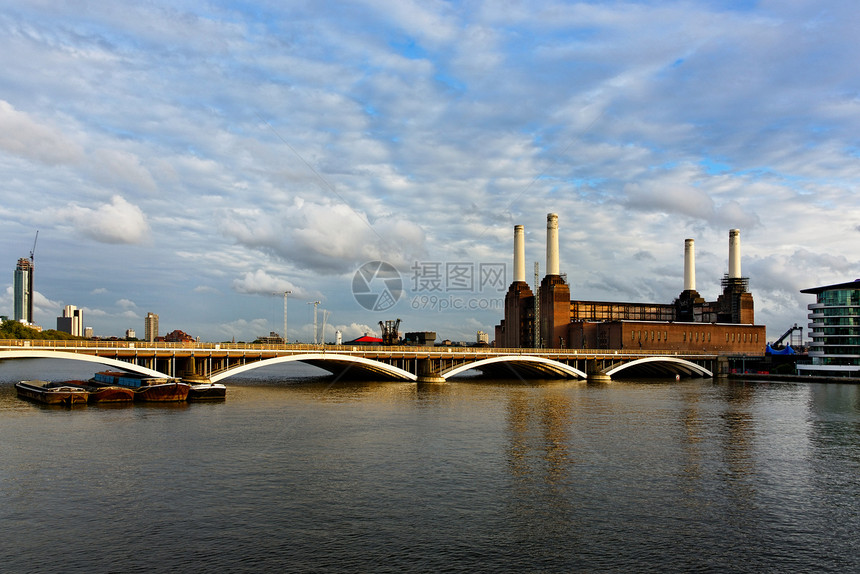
[513,225,525,282]
[684,239,696,291]
[729,229,741,278]
[546,213,560,276]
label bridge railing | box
[0,338,740,358]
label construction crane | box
[379,319,401,345]
[772,323,802,350]
[30,230,39,262]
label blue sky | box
[0,0,858,343]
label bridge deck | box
[0,340,725,382]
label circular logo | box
[352,261,403,311]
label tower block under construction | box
[495,216,764,353]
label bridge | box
[0,340,721,383]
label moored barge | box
[91,371,190,402]
[44,380,135,404]
[187,382,227,400]
[15,380,88,406]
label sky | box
[0,0,858,344]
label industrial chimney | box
[684,239,696,292]
[513,225,525,283]
[546,213,560,276]
[729,229,741,278]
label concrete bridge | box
[0,340,721,383]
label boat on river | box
[90,371,190,402]
[43,380,135,404]
[187,382,227,400]
[15,380,88,406]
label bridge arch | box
[210,354,417,383]
[604,356,712,378]
[442,355,586,380]
[0,350,170,378]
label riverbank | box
[728,372,860,384]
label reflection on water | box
[0,361,858,572]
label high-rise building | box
[798,280,860,378]
[84,326,93,339]
[126,329,136,339]
[13,258,33,324]
[57,305,83,337]
[145,312,159,342]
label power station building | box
[495,214,765,353]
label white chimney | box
[513,225,525,282]
[546,213,560,276]
[729,229,741,278]
[684,239,696,291]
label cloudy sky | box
[0,0,857,344]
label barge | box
[15,380,89,406]
[91,371,190,402]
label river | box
[1,359,858,573]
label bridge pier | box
[416,358,445,383]
[586,359,611,383]
[180,356,210,384]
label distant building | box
[125,329,136,339]
[13,258,34,324]
[145,312,159,342]
[56,305,83,337]
[404,332,436,345]
[477,331,489,344]
[256,331,284,344]
[345,334,384,345]
[84,326,93,338]
[798,280,860,378]
[163,329,193,343]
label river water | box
[1,360,858,573]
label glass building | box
[799,279,860,377]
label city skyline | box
[1,1,858,342]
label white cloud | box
[216,318,270,342]
[231,270,307,298]
[63,195,150,244]
[0,100,84,164]
[221,201,426,274]
[88,148,158,194]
